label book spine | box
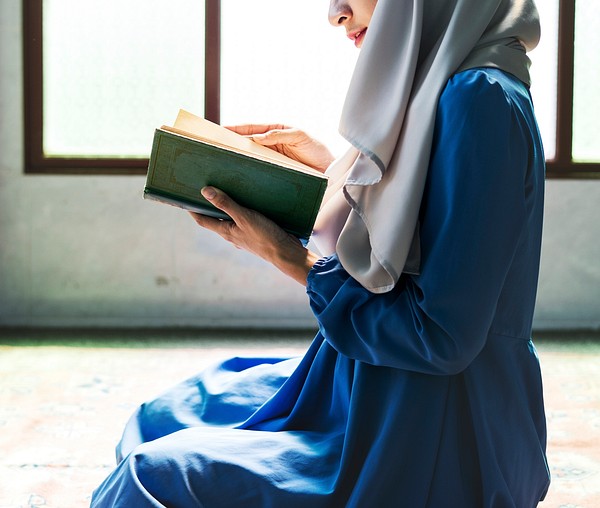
[143,188,231,221]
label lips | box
[348,28,367,47]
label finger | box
[189,210,213,228]
[201,186,247,224]
[226,124,288,136]
[189,211,231,234]
[251,128,301,146]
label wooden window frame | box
[546,0,599,178]
[22,0,221,175]
[23,0,599,178]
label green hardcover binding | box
[144,128,328,240]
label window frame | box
[22,0,599,178]
[22,0,221,175]
[546,0,599,178]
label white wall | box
[1,1,599,331]
[535,182,600,329]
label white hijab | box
[311,0,541,293]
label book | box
[143,109,329,240]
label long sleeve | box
[307,69,542,375]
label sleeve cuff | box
[306,254,352,313]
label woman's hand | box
[227,124,335,173]
[190,187,320,286]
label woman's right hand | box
[226,124,335,173]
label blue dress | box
[91,68,550,507]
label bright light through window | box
[40,1,589,168]
[528,0,559,160]
[43,0,205,158]
[572,0,600,161]
[220,1,358,158]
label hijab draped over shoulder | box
[311,0,541,293]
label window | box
[530,0,600,178]
[23,0,599,177]
[24,0,214,174]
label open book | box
[143,110,328,240]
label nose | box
[328,1,351,26]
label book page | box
[169,110,321,175]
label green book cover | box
[143,112,328,240]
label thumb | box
[202,187,243,221]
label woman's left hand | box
[189,186,320,286]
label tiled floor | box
[0,329,598,508]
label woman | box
[91,0,550,506]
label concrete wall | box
[1,1,598,331]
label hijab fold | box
[311,0,541,293]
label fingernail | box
[202,187,216,200]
